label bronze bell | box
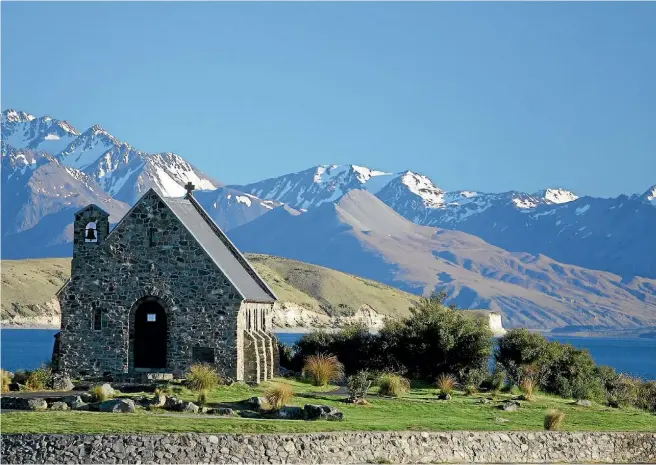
[86,227,96,241]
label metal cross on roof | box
[184,181,196,197]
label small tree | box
[346,370,372,402]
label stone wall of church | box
[57,191,246,380]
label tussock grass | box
[377,373,410,397]
[264,383,294,410]
[520,378,536,401]
[303,354,344,387]
[544,409,566,430]
[1,369,12,393]
[185,364,221,392]
[90,385,113,402]
[436,374,457,396]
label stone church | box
[53,184,278,383]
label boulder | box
[98,399,135,413]
[210,408,235,416]
[150,394,167,408]
[271,406,304,420]
[238,410,261,418]
[164,396,184,411]
[26,399,48,411]
[245,396,270,412]
[303,404,344,421]
[98,383,115,397]
[63,396,86,410]
[501,401,520,412]
[50,401,69,411]
[79,392,94,403]
[180,401,199,413]
[475,398,490,405]
[438,393,452,400]
[50,374,74,391]
[576,399,593,407]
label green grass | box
[2,378,655,434]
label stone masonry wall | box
[57,191,245,380]
[2,431,655,464]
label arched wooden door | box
[133,298,167,369]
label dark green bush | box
[378,293,493,380]
[605,373,640,408]
[277,338,297,370]
[540,343,604,401]
[636,380,656,413]
[346,370,372,401]
[494,329,549,386]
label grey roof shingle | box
[161,195,276,303]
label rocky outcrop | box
[2,432,655,464]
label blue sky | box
[2,2,655,197]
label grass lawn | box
[2,378,655,434]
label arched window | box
[93,307,103,331]
[85,222,98,243]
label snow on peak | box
[351,165,392,183]
[400,171,444,207]
[643,184,656,206]
[2,109,36,123]
[535,188,578,204]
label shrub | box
[458,367,488,390]
[346,370,372,401]
[377,373,410,397]
[381,293,493,380]
[185,364,221,392]
[277,338,297,371]
[12,369,29,385]
[519,378,536,401]
[482,366,507,393]
[636,380,656,413]
[293,324,381,375]
[544,409,566,430]
[302,354,344,386]
[1,369,12,393]
[464,385,478,396]
[264,383,294,410]
[605,373,640,408]
[540,343,602,401]
[26,364,52,391]
[495,329,549,386]
[436,374,457,396]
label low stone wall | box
[2,431,655,464]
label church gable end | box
[57,189,251,379]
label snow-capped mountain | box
[636,184,656,207]
[231,164,394,211]
[1,110,80,156]
[228,189,656,329]
[194,187,292,232]
[2,109,219,204]
[1,142,130,258]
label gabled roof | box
[159,192,277,303]
[74,203,109,217]
[57,188,277,303]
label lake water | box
[2,329,655,380]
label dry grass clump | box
[1,369,12,393]
[520,378,536,401]
[90,385,113,402]
[377,373,411,397]
[185,364,222,392]
[464,385,478,396]
[544,409,566,430]
[436,374,457,396]
[302,354,344,387]
[264,383,295,410]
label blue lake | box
[1,329,655,380]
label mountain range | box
[2,108,655,330]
